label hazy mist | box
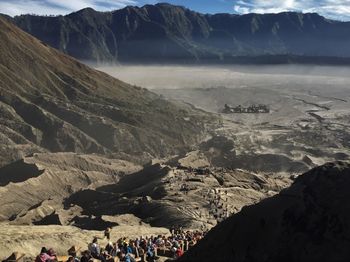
[97,65,350,91]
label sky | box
[0,0,350,21]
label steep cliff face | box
[11,4,350,63]
[0,16,216,166]
[180,161,350,262]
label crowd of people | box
[34,228,206,262]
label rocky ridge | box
[10,4,350,63]
[180,161,350,262]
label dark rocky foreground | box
[179,161,350,262]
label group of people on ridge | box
[34,227,205,262]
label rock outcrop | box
[0,153,141,223]
[65,156,291,230]
[180,161,350,262]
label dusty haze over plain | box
[97,65,350,91]
[98,64,350,169]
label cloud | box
[0,0,349,21]
[0,0,138,16]
[233,0,350,21]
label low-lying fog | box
[97,65,350,115]
[97,64,350,90]
[97,64,350,168]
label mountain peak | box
[154,2,184,8]
[68,7,98,16]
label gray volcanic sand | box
[98,65,350,168]
[0,151,291,259]
[1,64,349,259]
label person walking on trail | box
[104,227,111,240]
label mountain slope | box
[0,152,141,222]
[179,161,350,262]
[0,16,216,166]
[11,3,350,63]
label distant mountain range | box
[7,3,350,64]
